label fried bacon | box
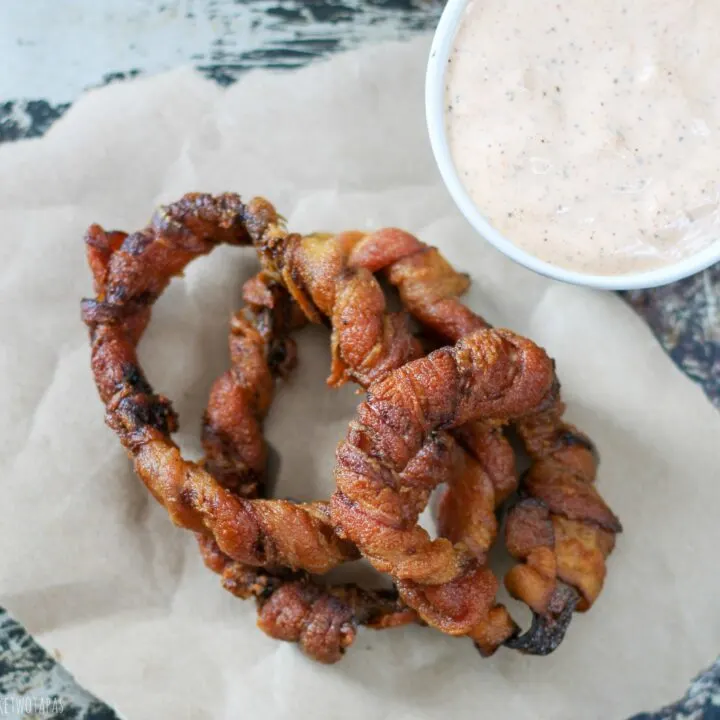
[506,403,621,620]
[244,229,529,652]
[331,330,556,635]
[208,273,523,654]
[197,534,417,664]
[349,227,479,341]
[437,422,516,562]
[82,194,621,662]
[81,195,358,575]
[348,227,621,653]
[202,268,510,658]
[82,197,431,663]
[199,271,422,662]
[252,229,422,387]
[247,225,603,655]
[201,277,305,496]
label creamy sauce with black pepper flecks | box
[445,0,720,275]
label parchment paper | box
[1,37,719,720]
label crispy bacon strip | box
[253,230,423,387]
[434,423,520,655]
[349,228,622,653]
[81,197,425,662]
[245,230,524,652]
[206,296,518,653]
[437,421,516,562]
[201,277,306,496]
[331,329,556,634]
[197,534,417,664]
[505,405,620,617]
[81,194,359,575]
[199,273,419,662]
[82,194,619,660]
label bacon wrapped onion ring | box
[81,193,621,662]
[347,228,622,653]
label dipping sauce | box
[445,0,720,275]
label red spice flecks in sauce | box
[445,0,720,275]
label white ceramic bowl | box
[425,0,720,290]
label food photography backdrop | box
[1,2,718,719]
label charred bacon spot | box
[252,534,268,565]
[81,296,154,326]
[558,429,599,462]
[534,374,561,413]
[121,362,153,396]
[559,429,594,451]
[119,394,176,435]
[255,570,297,600]
[503,583,578,656]
[267,341,287,369]
[131,289,155,307]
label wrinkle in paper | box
[0,38,719,720]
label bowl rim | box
[425,0,720,290]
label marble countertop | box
[0,2,717,718]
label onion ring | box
[348,228,622,653]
